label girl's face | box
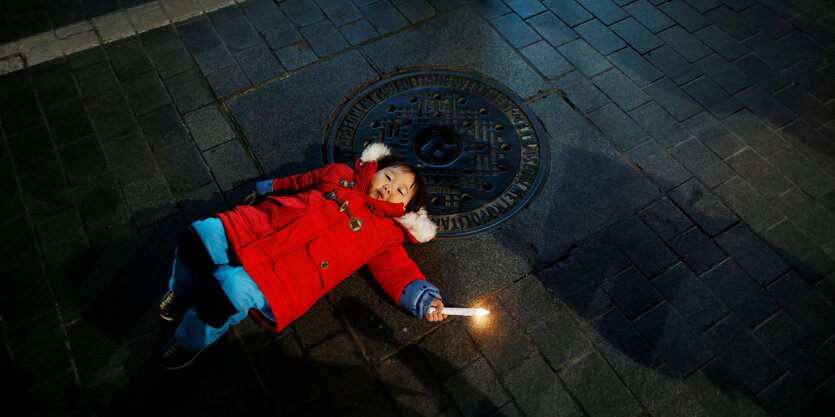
[366,166,416,206]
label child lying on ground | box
[158,143,446,370]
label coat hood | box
[360,142,392,163]
[359,143,438,243]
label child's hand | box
[243,191,257,205]
[426,299,447,322]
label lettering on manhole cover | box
[326,70,549,237]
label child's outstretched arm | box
[367,245,445,322]
[245,166,329,204]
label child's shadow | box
[89,295,504,416]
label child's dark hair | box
[376,154,428,213]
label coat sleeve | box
[267,166,328,194]
[366,244,441,318]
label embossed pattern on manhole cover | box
[326,70,549,237]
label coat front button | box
[320,260,329,270]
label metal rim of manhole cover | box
[325,69,549,237]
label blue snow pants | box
[169,218,274,351]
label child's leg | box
[174,308,230,351]
[173,265,267,351]
[168,228,215,298]
[168,257,202,298]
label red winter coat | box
[217,159,435,332]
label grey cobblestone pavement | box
[2,0,835,416]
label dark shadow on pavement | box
[530,145,835,416]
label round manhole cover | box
[326,70,548,237]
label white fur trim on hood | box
[395,208,437,243]
[359,143,438,242]
[360,142,391,163]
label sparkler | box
[427,307,490,316]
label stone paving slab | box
[515,94,660,263]
[2,0,835,416]
[0,0,242,73]
[228,50,376,175]
[361,7,550,100]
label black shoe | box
[159,291,188,322]
[158,339,203,370]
